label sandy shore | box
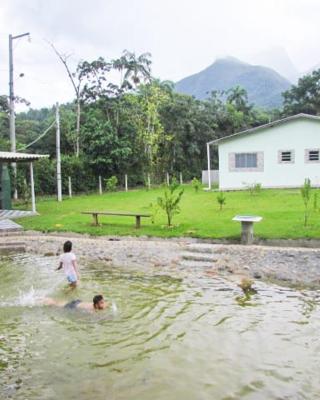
[2,232,320,288]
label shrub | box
[157,179,184,227]
[105,176,118,192]
[301,178,312,226]
[217,191,226,210]
[191,177,201,192]
[246,182,262,195]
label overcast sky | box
[1,0,320,110]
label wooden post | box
[68,176,72,198]
[207,142,211,190]
[30,162,36,213]
[166,172,170,186]
[56,102,62,201]
[125,174,128,192]
[147,173,151,189]
[179,172,183,185]
[99,175,102,195]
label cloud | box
[0,0,319,109]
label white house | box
[207,113,320,190]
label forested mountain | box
[175,57,292,109]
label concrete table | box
[232,215,263,245]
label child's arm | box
[56,262,63,271]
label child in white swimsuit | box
[56,241,80,287]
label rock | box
[253,271,262,279]
[44,252,55,257]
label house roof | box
[208,113,320,145]
[0,151,49,162]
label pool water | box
[1,253,320,400]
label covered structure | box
[0,151,49,213]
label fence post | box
[147,173,151,189]
[68,176,72,198]
[166,172,170,186]
[125,174,128,192]
[99,175,102,195]
[179,172,183,185]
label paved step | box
[0,244,26,254]
[0,241,26,247]
[178,260,216,268]
[182,244,217,254]
[181,252,219,262]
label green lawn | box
[16,186,320,240]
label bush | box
[301,178,312,226]
[105,176,118,192]
[191,177,201,192]
[245,182,262,195]
[216,191,226,210]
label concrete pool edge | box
[1,232,320,289]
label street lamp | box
[9,32,30,199]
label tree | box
[283,69,320,116]
[157,179,184,227]
[49,42,87,156]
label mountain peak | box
[175,58,291,109]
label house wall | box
[218,119,320,190]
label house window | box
[281,151,292,162]
[278,150,294,164]
[235,153,257,168]
[308,150,319,161]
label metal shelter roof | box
[0,151,49,162]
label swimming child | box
[56,240,80,288]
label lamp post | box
[9,32,30,199]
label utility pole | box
[56,103,62,202]
[9,32,30,199]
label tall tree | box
[283,69,320,116]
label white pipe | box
[30,162,36,212]
[207,142,211,190]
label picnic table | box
[81,211,151,229]
[232,215,263,245]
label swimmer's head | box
[63,241,72,253]
[93,294,106,310]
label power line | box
[18,120,55,150]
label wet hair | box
[93,294,104,306]
[63,241,72,253]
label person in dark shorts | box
[43,295,107,312]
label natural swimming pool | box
[1,253,320,399]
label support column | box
[207,142,211,190]
[241,222,254,245]
[30,162,36,213]
[68,176,72,198]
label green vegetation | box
[105,176,118,192]
[301,178,312,226]
[191,177,201,192]
[157,180,184,226]
[16,186,320,239]
[216,191,226,211]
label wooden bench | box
[81,211,151,229]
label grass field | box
[16,185,320,240]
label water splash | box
[111,301,118,315]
